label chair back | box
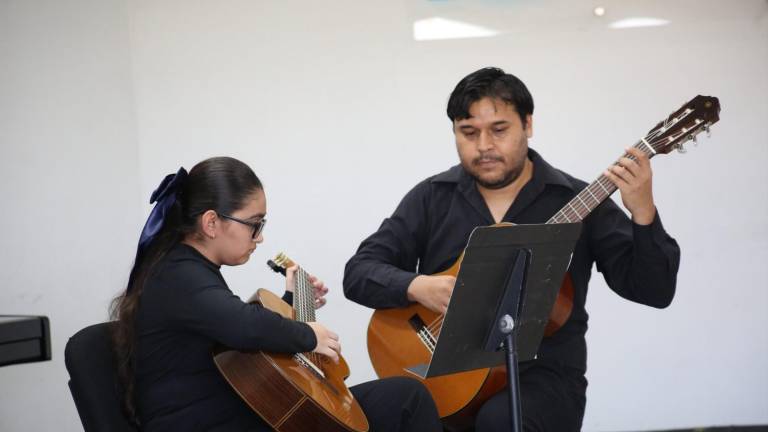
[65,322,137,432]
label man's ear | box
[199,210,218,239]
[525,114,533,139]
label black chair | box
[65,322,138,432]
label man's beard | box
[466,153,526,190]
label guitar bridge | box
[294,353,326,379]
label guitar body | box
[215,289,369,432]
[367,254,571,429]
[368,304,506,430]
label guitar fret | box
[585,186,600,203]
[551,164,621,226]
[566,202,578,221]
[596,178,611,195]
[295,268,316,323]
[575,194,590,212]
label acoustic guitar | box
[214,253,369,432]
[367,95,721,429]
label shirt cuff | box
[632,208,668,251]
[281,290,293,306]
[367,267,419,308]
[390,271,419,306]
[297,322,318,352]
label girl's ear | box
[199,210,218,239]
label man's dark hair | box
[446,67,534,125]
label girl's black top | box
[134,243,316,431]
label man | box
[343,67,680,431]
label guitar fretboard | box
[547,141,659,224]
[294,267,316,322]
[547,101,717,224]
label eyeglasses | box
[219,214,267,239]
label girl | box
[111,156,441,431]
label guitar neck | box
[546,141,656,224]
[293,267,316,322]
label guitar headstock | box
[645,95,720,155]
[268,252,296,274]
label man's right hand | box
[306,322,340,363]
[406,274,457,314]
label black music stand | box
[405,223,581,432]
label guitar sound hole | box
[408,314,436,353]
[408,314,426,332]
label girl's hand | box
[285,265,329,309]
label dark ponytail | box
[109,156,262,423]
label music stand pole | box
[500,314,522,432]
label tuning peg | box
[686,134,699,147]
[677,143,687,154]
[705,124,711,138]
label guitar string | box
[301,267,323,366]
[303,268,323,366]
[295,266,320,365]
[280,256,326,369]
[420,114,704,341]
[548,119,703,224]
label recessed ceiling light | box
[593,7,606,17]
[609,17,670,29]
[413,17,500,41]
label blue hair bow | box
[136,167,188,258]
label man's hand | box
[604,147,656,225]
[406,274,456,314]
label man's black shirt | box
[343,149,680,372]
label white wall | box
[1,0,766,431]
[0,0,140,430]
